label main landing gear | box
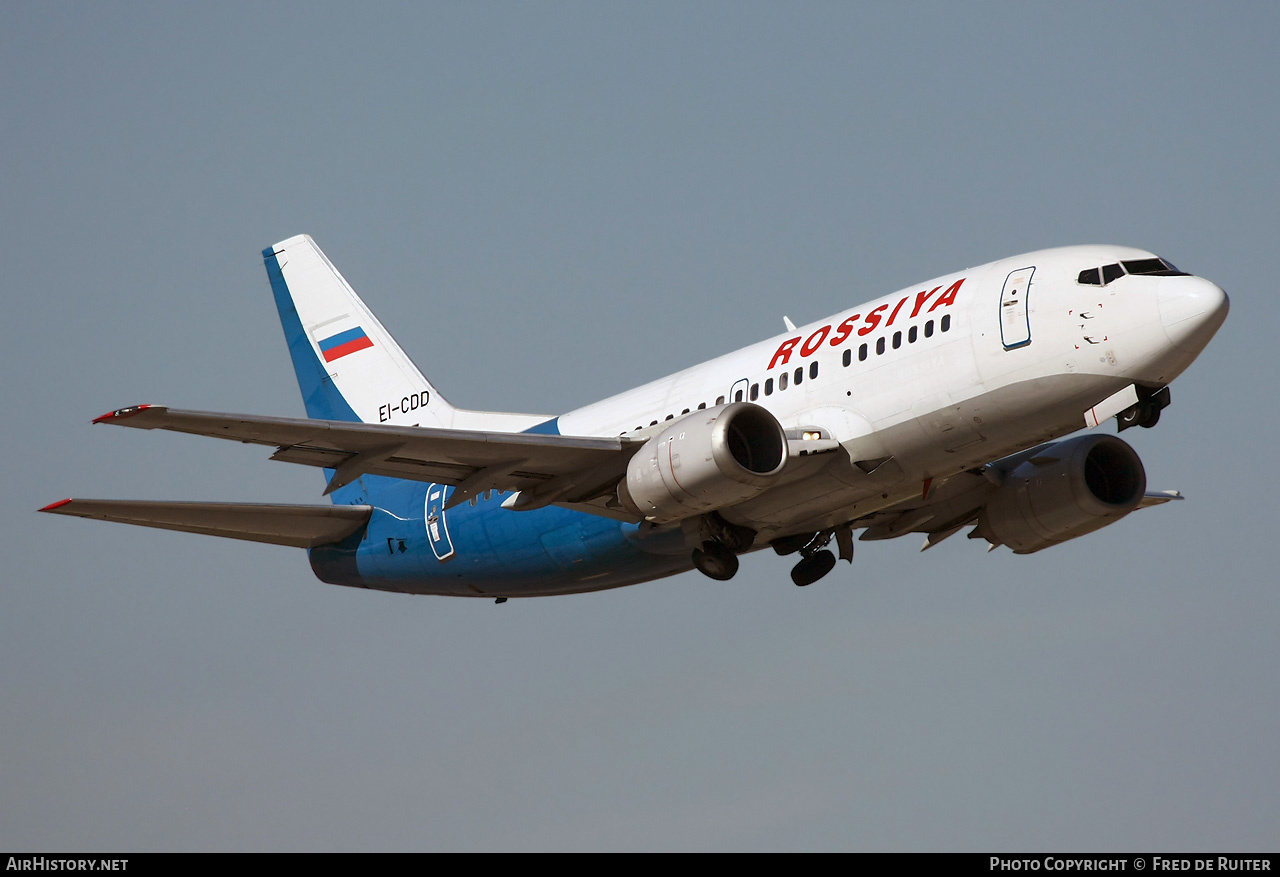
[689,514,854,588]
[772,529,850,587]
[790,549,837,587]
[690,512,755,581]
[692,541,739,580]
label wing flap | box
[39,499,372,548]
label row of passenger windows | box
[622,313,951,433]
[1078,257,1187,286]
[632,396,729,432]
[744,359,820,401]
[847,314,950,363]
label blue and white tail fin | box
[264,234,454,427]
[263,235,552,434]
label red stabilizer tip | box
[39,499,73,512]
[93,404,150,424]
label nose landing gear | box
[1118,386,1171,431]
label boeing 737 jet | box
[42,236,1228,598]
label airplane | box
[41,235,1229,599]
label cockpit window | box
[1080,257,1190,286]
[1123,258,1188,277]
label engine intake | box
[976,434,1147,553]
[618,402,788,523]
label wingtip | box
[93,404,152,424]
[39,498,73,512]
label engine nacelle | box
[976,434,1147,554]
[617,402,788,523]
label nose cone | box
[1158,276,1229,352]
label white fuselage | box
[552,245,1227,542]
[48,238,1228,599]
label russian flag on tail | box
[318,326,374,362]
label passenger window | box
[859,343,868,361]
[1078,267,1101,285]
[764,378,774,395]
[842,348,851,367]
[892,331,901,349]
[809,361,818,379]
[909,326,918,343]
[876,337,885,355]
[925,320,934,338]
[794,367,803,386]
[941,314,951,332]
[779,372,788,391]
[1102,262,1125,284]
[749,383,759,401]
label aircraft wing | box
[39,499,373,548]
[851,468,996,547]
[92,405,641,511]
[851,463,1183,551]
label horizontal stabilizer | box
[39,499,372,548]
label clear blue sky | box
[3,2,1277,851]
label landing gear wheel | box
[791,549,837,587]
[1118,386,1170,431]
[1118,400,1161,430]
[692,541,739,581]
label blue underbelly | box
[308,477,690,596]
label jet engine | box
[617,402,788,523]
[975,434,1147,553]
